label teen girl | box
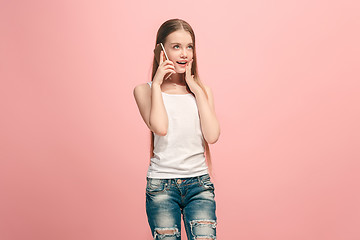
[133,18,220,240]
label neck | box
[167,73,186,85]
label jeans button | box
[177,179,182,184]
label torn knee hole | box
[190,220,217,240]
[154,227,180,238]
[190,219,217,228]
[197,221,214,224]
[156,229,178,234]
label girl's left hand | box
[185,59,201,94]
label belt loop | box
[197,175,201,183]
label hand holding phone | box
[153,43,175,82]
[154,43,169,64]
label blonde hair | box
[149,18,214,177]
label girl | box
[133,18,220,240]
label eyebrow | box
[170,42,193,45]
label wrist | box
[151,81,161,87]
[193,87,204,96]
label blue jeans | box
[146,174,217,240]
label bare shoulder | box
[133,83,151,99]
[133,82,151,94]
[133,82,152,114]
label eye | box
[174,45,179,49]
[188,45,193,49]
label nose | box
[180,47,187,58]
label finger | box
[165,63,176,68]
[163,65,176,71]
[159,50,164,64]
[185,59,192,73]
[168,69,176,74]
[188,59,193,71]
[162,61,174,69]
[163,60,175,66]
[185,59,192,76]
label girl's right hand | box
[152,51,176,86]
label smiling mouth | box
[176,61,187,65]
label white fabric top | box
[146,81,208,179]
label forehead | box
[166,30,193,44]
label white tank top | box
[146,81,209,179]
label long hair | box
[149,18,214,177]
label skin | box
[133,29,220,143]
[162,30,194,86]
[153,29,197,93]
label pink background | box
[1,0,359,239]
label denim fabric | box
[146,174,217,240]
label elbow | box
[205,128,220,144]
[205,133,220,144]
[207,137,219,144]
[149,117,168,136]
[156,129,167,136]
[150,128,167,136]
[149,123,167,136]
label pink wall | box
[1,0,359,239]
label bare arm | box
[194,85,220,144]
[149,83,168,136]
[133,83,168,136]
[133,50,175,136]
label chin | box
[176,69,186,73]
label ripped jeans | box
[146,173,217,240]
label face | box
[164,30,194,73]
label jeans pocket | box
[146,178,166,195]
[200,176,215,191]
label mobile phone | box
[153,43,173,80]
[154,43,169,64]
